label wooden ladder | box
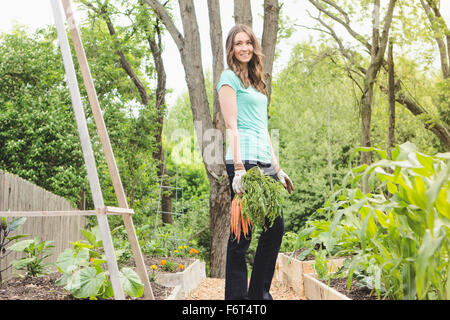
[0,0,154,300]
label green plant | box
[312,249,331,281]
[279,231,298,253]
[55,227,144,300]
[142,223,191,257]
[0,217,28,286]
[292,217,351,261]
[9,236,54,278]
[236,166,284,230]
[316,142,450,300]
[160,260,177,273]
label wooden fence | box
[0,170,87,281]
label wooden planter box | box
[303,273,351,300]
[273,253,346,297]
[165,285,184,300]
[156,259,206,298]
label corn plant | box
[316,142,449,300]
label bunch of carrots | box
[231,197,251,243]
[230,167,283,243]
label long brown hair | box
[225,24,267,95]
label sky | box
[0,0,449,106]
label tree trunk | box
[360,0,396,193]
[178,0,229,277]
[208,0,230,278]
[234,0,253,27]
[144,0,280,278]
[144,0,230,278]
[387,39,395,161]
[161,181,173,224]
[145,19,173,224]
[261,0,280,103]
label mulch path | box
[185,277,306,300]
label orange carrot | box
[231,198,237,241]
[230,198,252,243]
[236,199,241,243]
[241,200,247,238]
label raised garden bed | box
[304,273,382,300]
[154,258,206,298]
[304,273,350,300]
[273,252,346,297]
[0,255,202,300]
[0,272,176,300]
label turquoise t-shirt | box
[216,69,271,163]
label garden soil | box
[0,255,195,300]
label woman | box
[217,24,294,300]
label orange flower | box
[189,248,199,255]
[160,259,166,266]
[178,264,184,270]
[90,257,95,263]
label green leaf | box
[387,181,398,194]
[10,257,36,269]
[6,217,27,232]
[6,234,30,241]
[352,164,368,173]
[71,267,106,299]
[55,273,71,287]
[416,230,446,299]
[119,267,144,298]
[70,240,93,250]
[81,226,103,248]
[297,248,313,260]
[56,248,89,274]
[8,239,34,252]
[426,161,450,212]
[435,184,450,219]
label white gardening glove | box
[277,169,294,194]
[232,169,246,195]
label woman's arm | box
[219,85,244,171]
[268,134,294,193]
[268,134,280,173]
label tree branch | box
[375,0,396,66]
[380,83,450,150]
[143,0,185,52]
[80,0,150,105]
[420,0,449,78]
[308,0,371,53]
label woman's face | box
[233,31,253,66]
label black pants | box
[225,160,284,300]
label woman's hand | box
[277,169,294,194]
[232,169,246,195]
